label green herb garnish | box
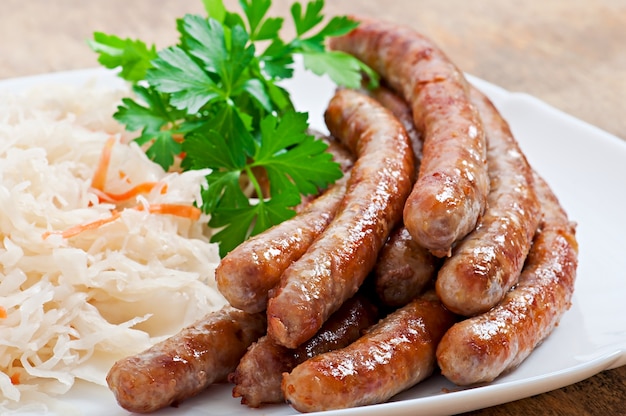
[88,0,377,255]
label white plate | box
[1,65,625,416]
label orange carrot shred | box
[136,204,202,221]
[91,136,117,191]
[10,372,20,385]
[97,182,158,203]
[42,203,201,241]
[42,211,121,240]
[0,306,6,319]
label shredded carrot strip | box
[42,211,121,240]
[0,306,6,319]
[97,182,159,202]
[10,372,20,385]
[137,204,203,221]
[91,136,117,191]
[42,203,201,240]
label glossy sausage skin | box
[435,88,541,316]
[375,225,440,306]
[436,173,578,385]
[106,306,266,413]
[266,88,414,348]
[330,17,489,257]
[367,87,440,307]
[216,176,348,313]
[282,292,457,412]
[367,86,423,166]
[230,294,378,407]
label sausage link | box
[435,88,541,316]
[216,176,348,313]
[106,306,266,413]
[366,87,441,307]
[375,225,440,306]
[436,172,578,385]
[367,86,423,165]
[282,292,457,412]
[230,294,379,407]
[330,17,489,257]
[266,88,414,348]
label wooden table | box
[1,1,624,415]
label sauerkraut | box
[0,81,226,410]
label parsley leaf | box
[253,111,341,197]
[88,32,157,82]
[147,46,224,114]
[302,50,379,89]
[291,0,324,36]
[90,0,377,255]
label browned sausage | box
[216,176,348,313]
[366,87,440,307]
[266,88,414,348]
[435,88,542,316]
[436,172,578,385]
[106,306,266,413]
[230,294,379,407]
[330,17,489,257]
[367,86,423,164]
[375,225,440,306]
[282,292,457,412]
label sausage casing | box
[282,293,457,412]
[266,88,414,348]
[435,88,541,316]
[230,294,378,407]
[216,177,348,313]
[436,172,578,385]
[330,17,489,257]
[106,306,266,413]
[366,87,440,307]
[375,225,440,307]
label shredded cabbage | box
[0,83,226,410]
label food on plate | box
[437,172,578,384]
[216,175,349,313]
[266,88,414,348]
[330,16,490,257]
[282,291,457,412]
[230,293,379,407]
[365,87,440,307]
[0,84,226,412]
[435,87,542,316]
[215,133,354,313]
[1,0,581,412]
[367,86,423,165]
[106,306,266,413]
[375,225,441,307]
[89,0,377,256]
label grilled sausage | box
[106,306,266,413]
[367,86,423,165]
[375,225,440,306]
[216,176,348,313]
[330,17,489,257]
[266,88,414,348]
[366,87,440,307]
[230,294,378,407]
[436,172,578,385]
[282,292,457,412]
[435,87,541,316]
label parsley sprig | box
[88,0,377,255]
